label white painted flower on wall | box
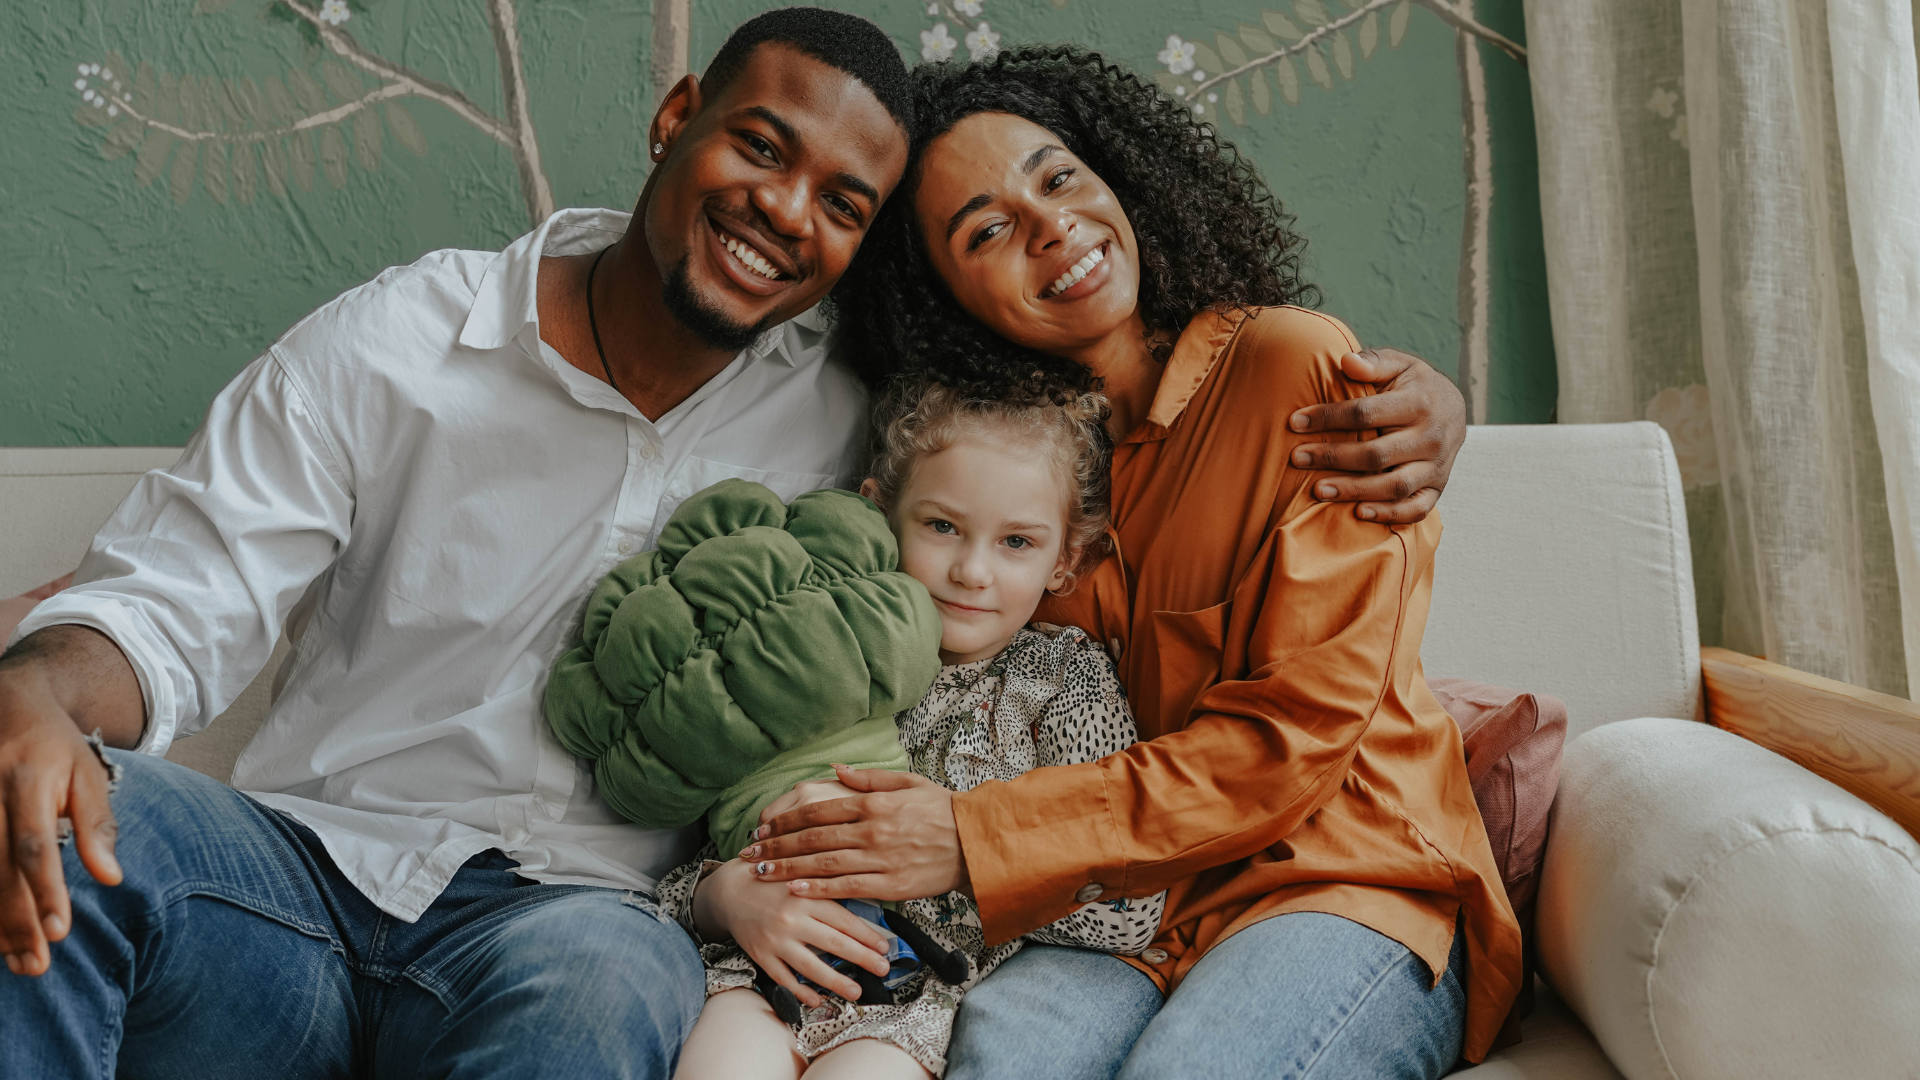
[965,22,1000,61]
[921,23,957,61]
[1158,35,1197,76]
[954,0,983,17]
[1644,383,1720,489]
[318,0,352,27]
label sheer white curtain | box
[1523,0,1920,696]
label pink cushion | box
[1430,676,1567,918]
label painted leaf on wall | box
[1332,29,1354,78]
[1192,40,1223,75]
[1250,66,1271,114]
[353,106,382,171]
[1263,11,1304,40]
[1217,33,1248,68]
[1305,44,1332,89]
[1293,0,1330,26]
[387,101,427,155]
[1390,1,1411,46]
[1225,78,1245,125]
[1276,54,1300,102]
[320,123,349,188]
[1239,25,1275,54]
[1360,11,1380,57]
[169,140,198,203]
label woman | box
[745,46,1521,1077]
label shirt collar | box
[457,207,807,369]
[1126,307,1250,444]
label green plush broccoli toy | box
[544,478,942,858]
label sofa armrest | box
[1537,718,1920,1080]
[1702,646,1920,842]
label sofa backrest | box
[1422,422,1702,738]
[0,447,183,598]
[7,425,1704,768]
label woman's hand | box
[758,777,860,827]
[690,857,894,1009]
[743,765,970,903]
[1286,348,1467,525]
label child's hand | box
[691,857,892,1009]
[757,778,861,830]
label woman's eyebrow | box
[945,194,994,241]
[1020,144,1062,174]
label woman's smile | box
[1042,241,1110,300]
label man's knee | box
[457,891,704,1033]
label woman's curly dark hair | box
[828,44,1318,399]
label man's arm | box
[1288,349,1468,525]
[0,626,142,977]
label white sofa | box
[5,425,1918,1079]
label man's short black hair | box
[700,7,911,131]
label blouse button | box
[617,536,638,555]
[1142,948,1169,965]
[1074,883,1104,904]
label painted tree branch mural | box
[71,0,556,226]
[1153,0,1525,421]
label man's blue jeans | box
[946,911,1468,1080]
[1,750,705,1079]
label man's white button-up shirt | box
[12,209,869,920]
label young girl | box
[661,376,1164,1079]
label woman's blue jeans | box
[0,750,705,1079]
[946,911,1467,1080]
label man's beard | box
[661,257,779,353]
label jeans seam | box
[164,883,341,945]
[1291,948,1408,1080]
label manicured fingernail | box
[755,861,773,876]
[753,825,768,840]
[1316,482,1337,499]
[1359,506,1377,520]
[741,845,762,860]
[1292,449,1311,467]
[790,880,812,894]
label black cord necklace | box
[585,246,620,395]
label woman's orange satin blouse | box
[949,306,1523,1063]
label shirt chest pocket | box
[1147,600,1232,729]
[653,455,841,529]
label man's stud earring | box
[653,142,663,155]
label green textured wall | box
[0,0,1553,446]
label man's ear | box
[649,74,704,162]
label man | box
[0,8,1466,1077]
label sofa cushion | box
[1431,677,1567,920]
[1537,717,1920,1080]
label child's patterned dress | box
[656,625,1166,1074]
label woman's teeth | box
[1045,245,1106,297]
[722,234,784,280]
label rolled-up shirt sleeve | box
[12,348,352,754]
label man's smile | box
[704,214,799,298]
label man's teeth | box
[1046,245,1106,297]
[723,234,783,280]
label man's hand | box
[742,765,968,903]
[0,626,142,977]
[690,857,892,1009]
[1287,348,1468,525]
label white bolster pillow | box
[1536,717,1920,1080]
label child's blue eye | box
[1005,536,1030,549]
[930,520,956,534]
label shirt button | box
[1142,948,1169,965]
[640,441,659,460]
[1074,883,1104,904]
[617,536,637,555]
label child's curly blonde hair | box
[866,375,1113,593]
